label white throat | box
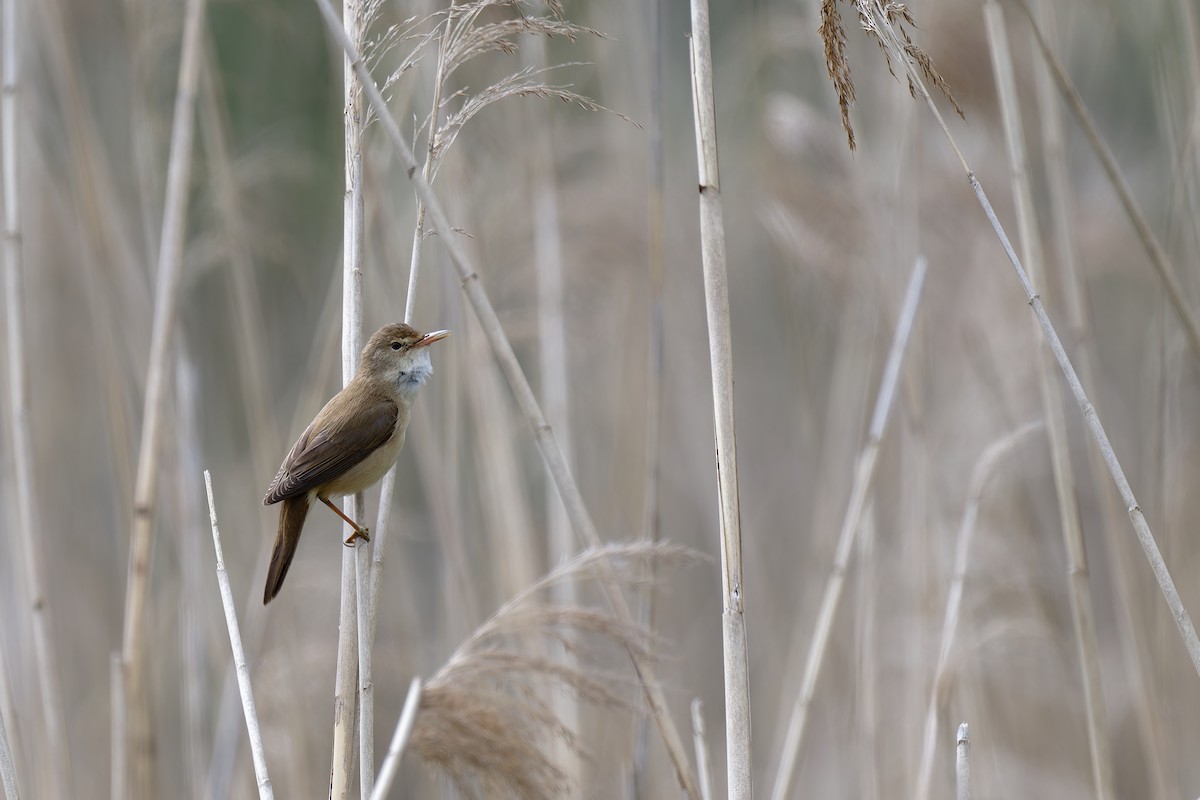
[397,349,433,398]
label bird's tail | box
[263,494,311,604]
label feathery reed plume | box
[409,543,700,799]
[818,0,961,150]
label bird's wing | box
[263,394,398,504]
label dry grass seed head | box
[420,0,617,173]
[820,0,858,150]
[409,543,701,799]
[820,0,963,151]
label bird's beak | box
[413,329,451,349]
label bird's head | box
[360,323,451,398]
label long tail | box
[264,494,311,604]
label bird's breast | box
[318,422,407,498]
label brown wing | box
[263,393,398,504]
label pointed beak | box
[413,329,451,349]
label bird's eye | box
[391,341,401,351]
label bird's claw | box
[343,527,371,547]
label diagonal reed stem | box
[770,255,928,800]
[203,472,275,800]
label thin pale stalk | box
[856,504,878,800]
[771,256,927,800]
[0,649,20,800]
[2,0,69,793]
[369,678,422,800]
[914,422,1042,800]
[691,700,714,800]
[0,712,15,800]
[1009,0,1200,360]
[119,0,207,793]
[204,472,275,800]
[332,0,368,793]
[687,2,751,796]
[955,724,970,800]
[309,2,700,793]
[175,359,208,796]
[355,525,374,799]
[110,653,127,800]
[522,28,579,787]
[860,0,1200,682]
[981,4,1113,796]
[633,0,665,789]
[402,9,448,325]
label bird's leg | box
[319,496,371,545]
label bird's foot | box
[343,527,371,546]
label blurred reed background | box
[2,0,1200,797]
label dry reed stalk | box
[0,713,16,800]
[955,723,970,800]
[771,256,928,800]
[0,648,20,800]
[520,27,581,788]
[687,2,752,797]
[981,4,1113,796]
[913,421,1042,800]
[855,0,1200,679]
[369,678,423,800]
[203,472,275,800]
[174,358,208,796]
[309,2,701,794]
[329,0,369,796]
[633,0,666,791]
[2,0,70,794]
[691,700,714,800]
[1009,0,1200,360]
[118,0,206,793]
[110,654,125,800]
[855,503,878,800]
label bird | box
[261,322,450,603]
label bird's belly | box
[319,429,406,498]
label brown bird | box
[262,323,450,603]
